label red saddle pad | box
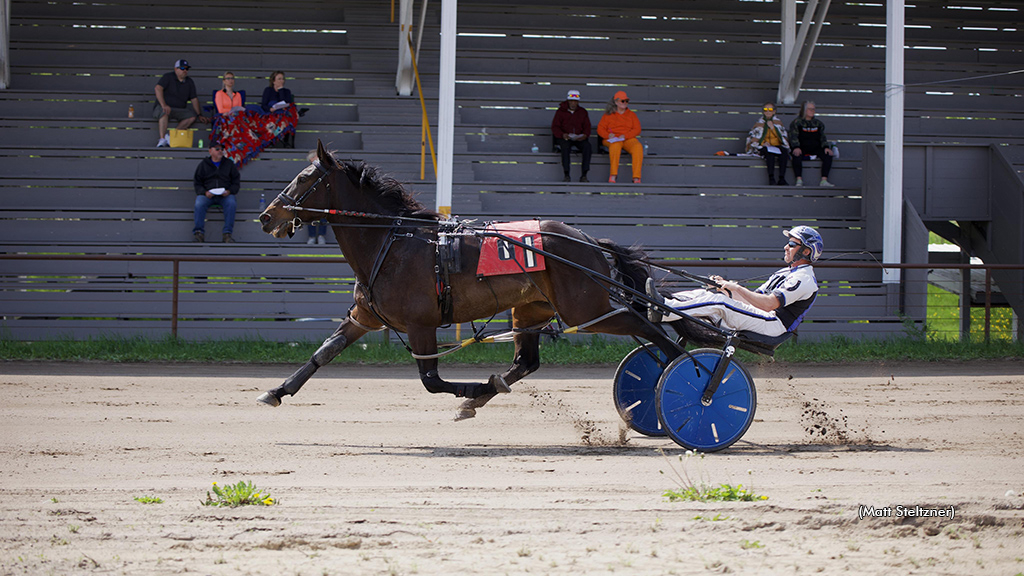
[476,221,547,277]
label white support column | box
[0,0,10,90]
[778,0,794,84]
[435,0,457,217]
[883,0,905,284]
[395,0,414,96]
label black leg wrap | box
[312,333,348,367]
[280,360,319,397]
[420,370,497,398]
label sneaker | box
[307,237,316,245]
[645,278,665,323]
[795,177,804,187]
[777,179,789,186]
[819,178,835,187]
[317,235,326,245]
[608,175,617,183]
[768,175,777,186]
[222,233,235,243]
[563,174,571,182]
[193,231,204,243]
[157,136,169,147]
[633,177,641,184]
[580,174,589,183]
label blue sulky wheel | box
[613,344,668,436]
[655,348,757,452]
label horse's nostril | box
[259,213,271,224]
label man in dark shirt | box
[154,59,207,148]
[788,101,835,187]
[192,142,240,243]
[551,89,592,182]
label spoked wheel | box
[655,348,756,452]
[612,344,668,436]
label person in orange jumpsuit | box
[596,90,643,183]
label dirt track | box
[2,360,1023,575]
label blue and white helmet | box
[784,226,823,262]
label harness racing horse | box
[257,140,679,420]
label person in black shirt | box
[262,70,296,148]
[154,59,208,148]
[788,101,835,187]
[192,142,240,243]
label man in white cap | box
[153,59,207,147]
[551,89,592,182]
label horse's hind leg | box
[457,303,553,421]
[409,326,499,401]
[256,311,377,406]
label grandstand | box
[0,0,1021,341]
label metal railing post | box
[984,268,992,344]
[171,259,180,339]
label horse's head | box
[259,139,338,238]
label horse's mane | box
[329,155,439,220]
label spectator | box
[789,101,835,187]
[262,70,295,148]
[745,102,790,186]
[154,59,207,148]
[214,71,243,116]
[192,142,240,243]
[596,91,643,184]
[551,89,592,182]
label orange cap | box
[614,90,629,101]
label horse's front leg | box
[409,326,499,407]
[256,309,378,407]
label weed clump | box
[660,449,768,502]
[202,481,277,507]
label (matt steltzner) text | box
[858,505,955,520]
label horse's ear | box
[316,139,331,166]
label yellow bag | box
[169,129,194,148]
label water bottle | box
[531,143,539,153]
[259,193,266,213]
[643,142,649,155]
[128,104,134,118]
[480,127,487,142]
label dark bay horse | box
[257,140,678,419]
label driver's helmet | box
[783,226,823,262]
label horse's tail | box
[596,238,650,302]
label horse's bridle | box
[274,158,333,230]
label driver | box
[646,226,822,337]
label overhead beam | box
[777,0,831,105]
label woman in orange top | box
[214,72,243,115]
[596,90,643,183]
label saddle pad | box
[476,221,546,277]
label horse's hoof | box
[256,392,281,407]
[488,374,511,394]
[454,408,477,421]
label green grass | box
[0,333,1019,364]
[133,496,163,505]
[927,284,1015,342]
[202,481,276,507]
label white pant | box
[662,289,787,337]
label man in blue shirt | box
[192,143,240,243]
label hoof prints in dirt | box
[523,385,629,446]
